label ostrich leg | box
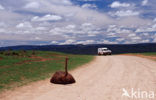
[65,58,68,76]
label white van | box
[98,48,112,55]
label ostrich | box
[50,58,76,84]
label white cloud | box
[65,25,76,29]
[140,39,150,43]
[74,41,84,44]
[50,27,62,35]
[81,4,97,9]
[61,0,72,5]
[36,27,47,31]
[84,40,95,44]
[107,25,117,32]
[16,23,25,28]
[31,14,62,22]
[116,38,125,41]
[153,37,156,42]
[128,33,136,37]
[79,0,97,1]
[110,10,139,17]
[110,1,130,8]
[87,34,96,37]
[135,28,143,32]
[152,24,156,28]
[0,10,26,22]
[135,23,156,32]
[117,29,131,34]
[82,23,93,27]
[34,37,41,40]
[107,25,132,34]
[16,22,32,28]
[0,29,6,33]
[107,33,116,37]
[81,23,93,30]
[59,39,76,45]
[103,40,118,44]
[0,4,4,10]
[142,33,148,36]
[49,23,100,39]
[49,0,72,5]
[142,0,148,6]
[50,41,59,44]
[131,36,141,40]
[0,22,6,27]
[24,2,40,9]
[75,40,95,45]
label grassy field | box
[0,50,94,91]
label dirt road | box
[1,55,156,100]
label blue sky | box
[0,0,156,46]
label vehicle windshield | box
[102,48,108,51]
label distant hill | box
[0,43,156,55]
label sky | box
[0,0,156,46]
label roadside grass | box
[123,52,156,61]
[127,52,156,56]
[136,52,156,56]
[0,50,94,92]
